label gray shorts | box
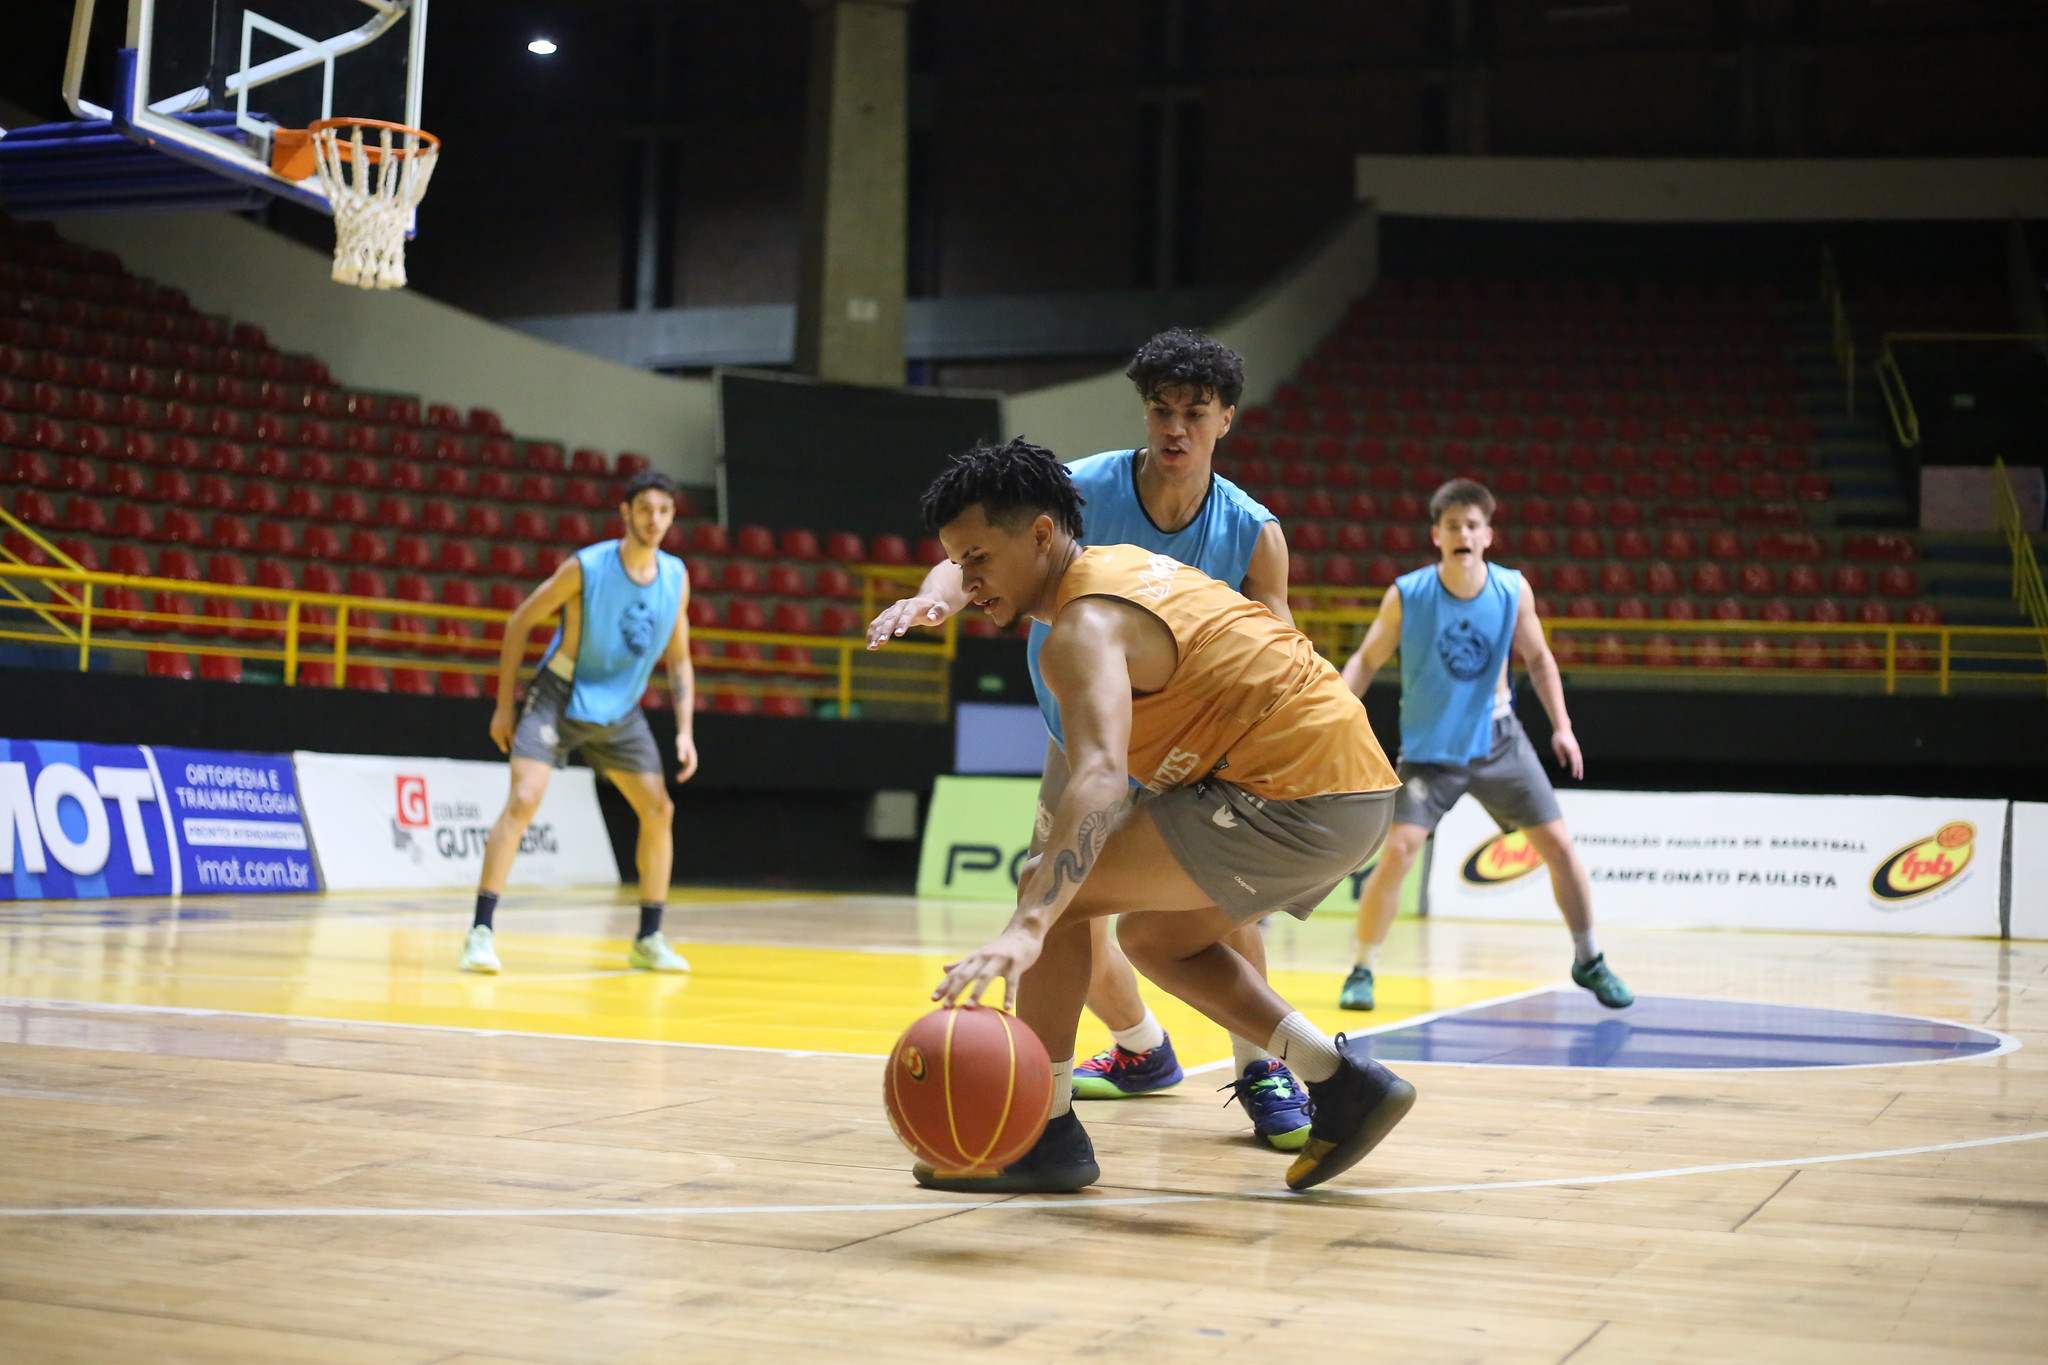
[1392,712,1562,835]
[510,669,664,775]
[1148,782,1396,925]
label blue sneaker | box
[1223,1058,1314,1151]
[1072,1035,1184,1098]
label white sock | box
[1572,929,1599,966]
[1049,1058,1074,1118]
[1109,1007,1165,1055]
[1354,941,1381,971]
[1231,1033,1272,1074]
[1265,1012,1341,1083]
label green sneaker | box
[1571,953,1633,1009]
[629,931,690,973]
[1339,965,1375,1011]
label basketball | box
[884,1004,1053,1173]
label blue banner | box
[0,739,317,900]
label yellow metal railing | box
[0,534,956,719]
[1296,605,2048,697]
[1874,331,2048,450]
[1992,457,2048,693]
[1820,247,1855,416]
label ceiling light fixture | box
[528,38,558,55]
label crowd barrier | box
[2,737,614,899]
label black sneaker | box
[1284,1039,1417,1192]
[1571,953,1634,1009]
[912,1110,1100,1194]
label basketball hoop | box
[302,117,440,291]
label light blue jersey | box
[1394,562,1525,764]
[1026,449,1276,745]
[542,541,687,726]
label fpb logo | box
[395,775,429,828]
[901,1044,927,1082]
[1870,821,1974,906]
[1460,829,1545,889]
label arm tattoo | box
[1041,802,1123,906]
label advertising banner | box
[915,775,1410,915]
[2,738,316,899]
[2009,802,2048,941]
[293,752,618,891]
[1427,789,2009,937]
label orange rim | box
[306,117,441,160]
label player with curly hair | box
[868,330,1317,1151]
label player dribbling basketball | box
[918,438,1414,1194]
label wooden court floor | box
[0,887,2042,1364]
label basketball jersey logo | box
[1436,617,1492,681]
[619,599,657,656]
[1133,554,1178,603]
[1151,747,1204,790]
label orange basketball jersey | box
[1050,545,1397,801]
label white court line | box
[1183,984,1563,1077]
[2,1127,2042,1220]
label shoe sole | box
[1337,995,1375,1012]
[1573,979,1633,1009]
[1284,1073,1417,1191]
[912,1159,1100,1194]
[460,962,500,975]
[1262,1124,1312,1152]
[1072,1074,1182,1099]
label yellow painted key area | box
[0,885,1535,1060]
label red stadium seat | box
[488,543,529,578]
[825,531,865,562]
[1381,526,1417,554]
[722,562,764,593]
[1293,524,1328,553]
[691,523,732,555]
[815,566,857,599]
[1877,566,1917,597]
[1692,563,1730,595]
[1809,598,1844,624]
[767,565,808,596]
[1566,530,1603,559]
[772,602,814,634]
[917,537,947,565]
[725,599,767,631]
[735,525,775,557]
[1831,566,1871,596]
[1737,564,1776,595]
[1759,599,1796,623]
[347,529,390,566]
[463,505,503,538]
[1366,557,1400,587]
[1598,564,1636,595]
[510,510,548,541]
[820,605,861,635]
[870,535,910,566]
[1710,597,1747,622]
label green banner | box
[915,775,1422,914]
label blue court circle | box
[1353,989,2012,1070]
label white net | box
[309,120,440,291]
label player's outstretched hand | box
[674,731,699,784]
[488,703,516,754]
[1551,725,1584,780]
[933,927,1041,1008]
[866,595,950,650]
